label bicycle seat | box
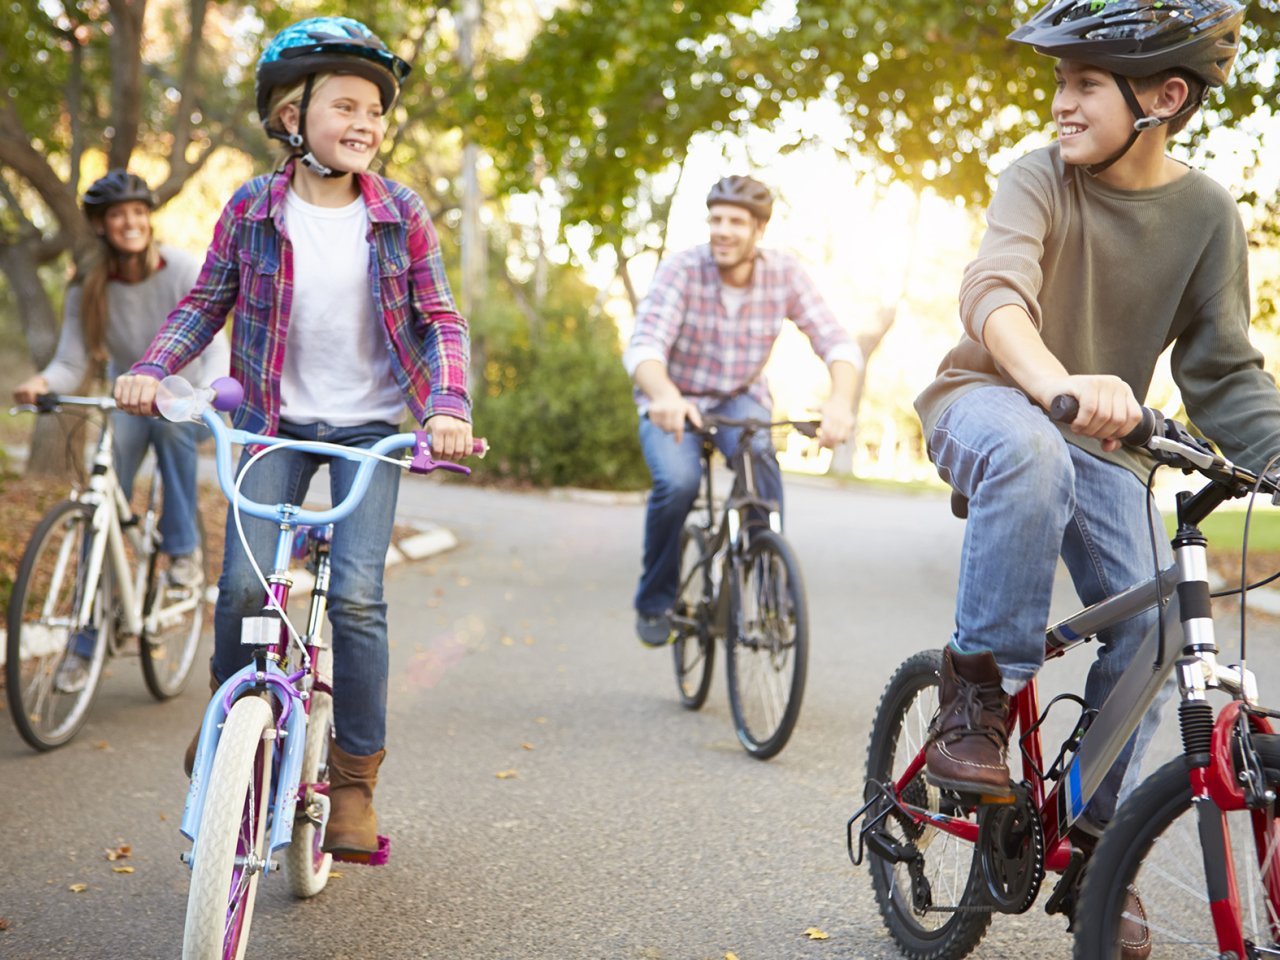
[950,490,969,520]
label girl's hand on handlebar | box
[1042,375,1142,453]
[425,413,473,461]
[12,375,49,406]
[113,373,160,416]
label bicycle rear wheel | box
[5,499,112,750]
[1073,756,1280,959]
[863,649,990,959]
[140,515,209,699]
[725,529,808,759]
[184,695,274,960]
[287,652,334,898]
[672,523,715,710]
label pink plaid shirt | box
[623,245,858,412]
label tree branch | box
[169,0,207,171]
[106,0,147,169]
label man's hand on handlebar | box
[648,392,702,444]
[114,373,160,416]
[425,413,474,461]
[1040,375,1142,453]
[816,396,854,449]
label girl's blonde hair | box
[266,72,334,156]
[78,213,161,379]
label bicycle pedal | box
[331,834,390,866]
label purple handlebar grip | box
[210,377,244,412]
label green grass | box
[1169,508,1280,555]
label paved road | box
[2,475,1277,959]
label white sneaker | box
[168,549,204,589]
[54,653,90,694]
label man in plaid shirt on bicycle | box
[624,176,862,647]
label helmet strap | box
[1083,74,1203,178]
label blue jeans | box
[634,394,783,617]
[929,386,1172,827]
[211,420,401,756]
[112,412,203,556]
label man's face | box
[707,203,764,271]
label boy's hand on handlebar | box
[648,392,702,443]
[1041,375,1142,453]
[113,374,160,416]
[12,375,49,406]
[425,414,473,461]
[816,396,854,449]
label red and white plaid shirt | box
[624,244,859,412]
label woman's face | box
[100,200,153,255]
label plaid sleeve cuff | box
[128,363,167,380]
[422,393,472,424]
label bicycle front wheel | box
[672,523,715,710]
[5,499,112,750]
[140,515,209,699]
[287,658,334,898]
[184,696,274,960]
[863,649,990,959]
[1073,756,1280,959]
[725,529,808,759]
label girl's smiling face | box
[282,74,386,173]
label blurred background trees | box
[3,0,1278,486]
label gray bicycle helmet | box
[706,176,774,223]
[1008,0,1245,86]
[82,169,157,216]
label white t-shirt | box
[719,283,749,321]
[280,189,404,426]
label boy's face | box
[707,203,765,272]
[282,74,386,173]
[1052,60,1136,168]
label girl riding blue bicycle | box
[115,15,474,859]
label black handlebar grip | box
[1049,395,1158,447]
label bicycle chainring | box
[976,789,1044,914]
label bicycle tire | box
[140,513,209,700]
[1072,755,1280,959]
[725,528,807,759]
[5,499,112,750]
[864,649,991,960]
[286,660,334,898]
[672,523,715,710]
[183,695,274,960]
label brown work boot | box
[322,743,386,855]
[183,673,223,777]
[924,646,1013,798]
[1068,828,1151,960]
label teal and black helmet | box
[255,17,411,128]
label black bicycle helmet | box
[255,17,411,126]
[706,176,774,223]
[1008,0,1245,87]
[82,169,156,216]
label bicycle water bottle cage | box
[1019,693,1096,783]
[409,432,471,476]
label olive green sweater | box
[915,143,1280,476]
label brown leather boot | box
[1067,828,1151,960]
[924,646,1013,798]
[183,673,223,777]
[322,743,386,855]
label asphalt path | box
[2,473,1278,959]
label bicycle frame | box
[856,472,1277,953]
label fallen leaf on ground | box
[0,918,9,930]
[495,769,518,779]
[804,927,829,940]
[112,866,134,874]
[725,953,739,960]
[93,740,111,751]
[105,844,132,861]
[69,883,88,893]
[501,636,514,646]
[520,742,535,750]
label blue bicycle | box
[154,376,482,960]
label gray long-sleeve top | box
[41,244,229,393]
[915,143,1280,477]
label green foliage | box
[470,271,649,490]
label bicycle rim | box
[184,696,274,960]
[864,649,990,959]
[1074,758,1280,959]
[5,500,112,750]
[140,518,209,700]
[726,529,807,759]
[672,524,715,710]
[287,681,334,898]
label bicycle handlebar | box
[12,393,118,414]
[1048,395,1157,447]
